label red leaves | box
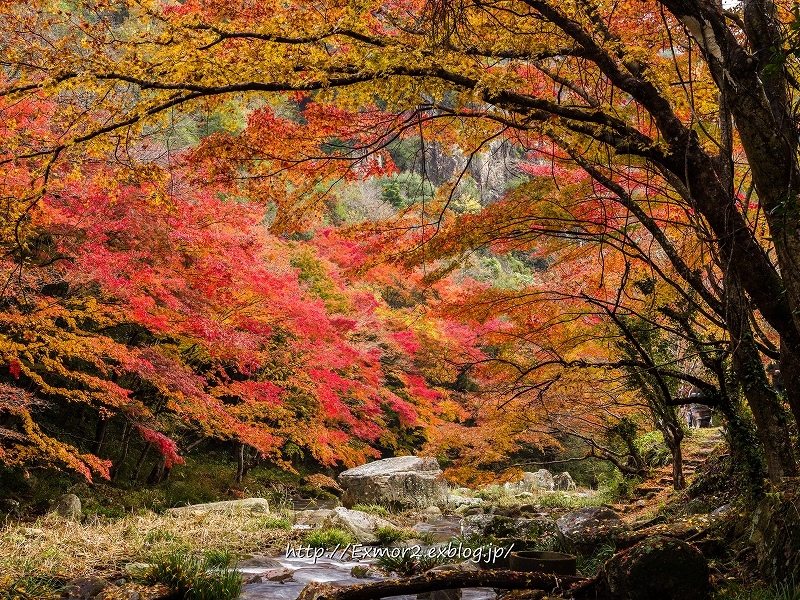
[136,425,186,469]
[7,358,21,379]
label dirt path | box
[611,427,725,522]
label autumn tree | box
[3,0,800,484]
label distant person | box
[771,365,784,394]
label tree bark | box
[91,414,109,456]
[714,393,765,493]
[726,273,798,482]
[132,442,152,483]
[111,421,131,482]
[147,454,167,485]
[295,570,588,600]
[236,442,246,484]
[662,422,685,491]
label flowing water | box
[238,553,497,600]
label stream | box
[238,553,497,600]
[238,513,495,600]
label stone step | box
[634,487,664,497]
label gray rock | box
[447,495,482,509]
[266,569,295,582]
[331,506,394,544]
[167,497,269,515]
[51,494,82,520]
[123,563,149,578]
[462,513,556,540]
[64,576,109,599]
[685,498,712,515]
[351,565,382,578]
[556,506,626,554]
[553,472,577,491]
[603,535,709,600]
[237,555,285,570]
[710,503,731,520]
[338,456,447,509]
[294,509,334,527]
[523,469,554,491]
[0,498,20,517]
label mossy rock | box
[749,480,800,585]
[556,507,626,555]
[602,535,709,600]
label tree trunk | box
[91,414,109,456]
[132,442,152,483]
[236,442,245,485]
[295,570,589,600]
[147,454,167,485]
[726,274,798,482]
[661,422,685,491]
[779,341,800,428]
[715,393,765,494]
[110,421,132,482]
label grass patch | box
[143,548,241,600]
[375,550,451,575]
[635,430,672,469]
[303,528,355,549]
[0,510,295,587]
[575,542,616,577]
[252,515,292,531]
[414,531,438,545]
[535,491,605,510]
[374,526,409,545]
[0,573,67,600]
[351,504,390,517]
[715,580,800,600]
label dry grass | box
[0,509,298,587]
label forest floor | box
[611,426,726,523]
[0,427,757,600]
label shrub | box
[635,430,672,468]
[143,548,241,600]
[257,516,292,531]
[0,574,66,600]
[375,550,450,575]
[716,580,800,600]
[374,526,408,545]
[303,528,355,549]
[575,542,616,577]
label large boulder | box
[602,535,709,600]
[750,480,800,584]
[522,469,554,491]
[167,497,269,515]
[331,507,394,544]
[51,494,82,520]
[553,472,577,491]
[338,456,447,509]
[556,506,625,554]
